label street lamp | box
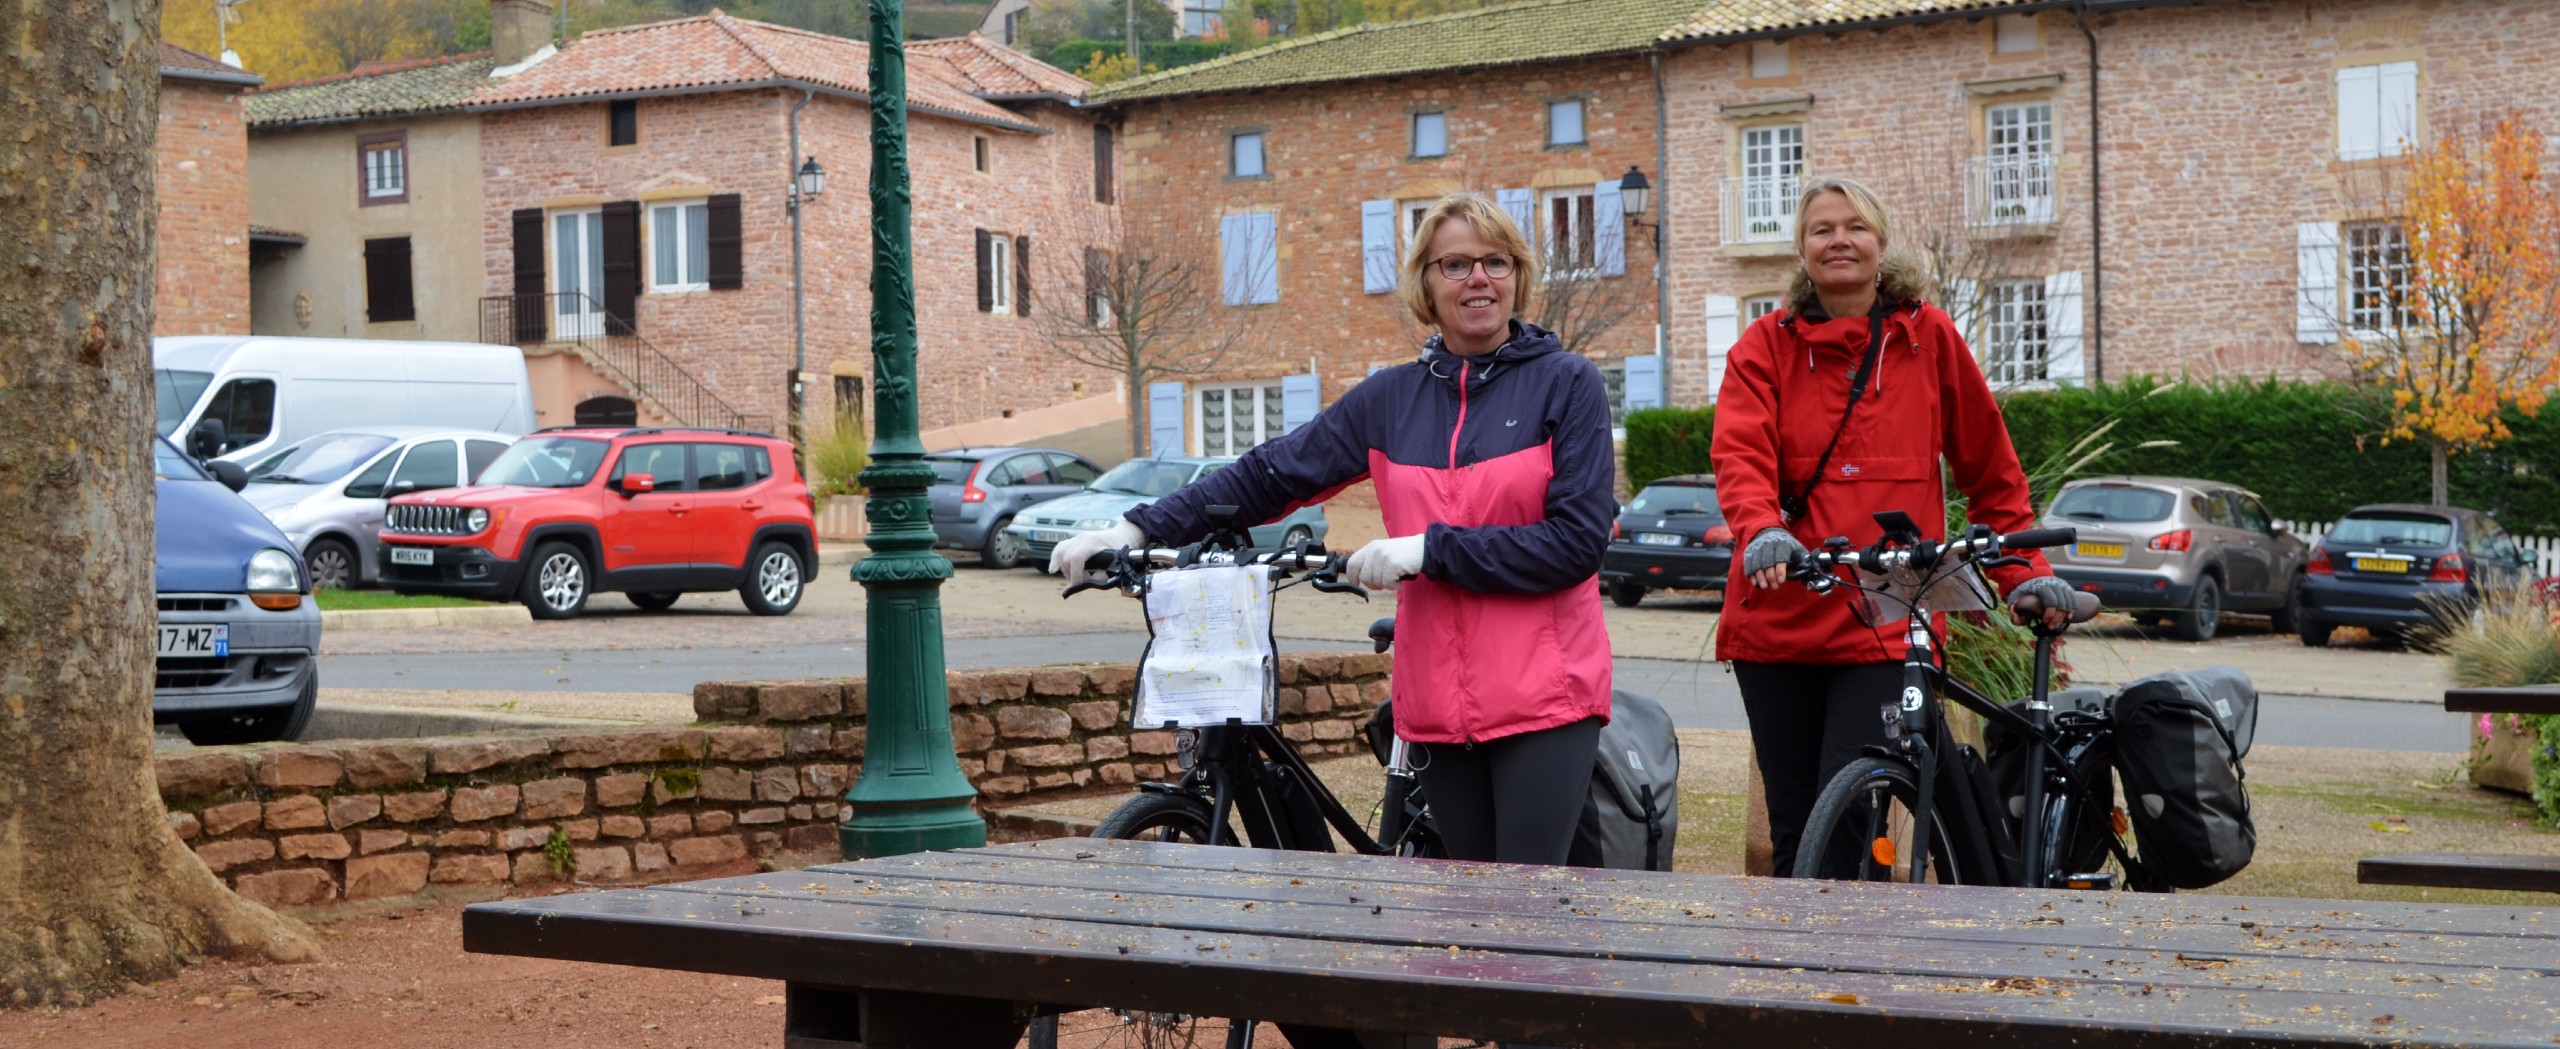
[1618,164,1652,223]
[796,156,827,199]
[787,146,820,451]
[1620,164,1671,407]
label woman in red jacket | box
[1711,176,2076,877]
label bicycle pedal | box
[2061,872,2116,890]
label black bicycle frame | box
[1169,723,1388,855]
[1892,623,2109,888]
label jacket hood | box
[1785,247,1936,319]
[1421,320,1563,385]
[157,476,300,593]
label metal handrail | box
[1717,173,1801,246]
[1965,153,2060,229]
[479,292,772,432]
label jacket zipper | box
[1449,360,1471,469]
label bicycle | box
[1782,510,2166,891]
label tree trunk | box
[2431,440,2450,507]
[0,1,318,1006]
[1127,360,1146,458]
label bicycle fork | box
[1888,615,1940,885]
[1378,737,1420,853]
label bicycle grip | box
[2000,527,2078,550]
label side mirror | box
[208,460,248,492]
[390,480,418,495]
[2269,522,2289,536]
[620,472,655,496]
[188,419,226,461]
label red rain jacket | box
[1711,299,2054,665]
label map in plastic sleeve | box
[1133,565,1278,727]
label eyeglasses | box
[1429,253,1515,280]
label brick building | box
[156,42,264,337]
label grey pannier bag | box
[1568,689,1681,872]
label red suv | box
[378,427,816,619]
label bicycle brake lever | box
[1978,554,2030,571]
[1308,576,1370,600]
[1060,577,1107,599]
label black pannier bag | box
[1368,691,1681,872]
[2108,667,2259,889]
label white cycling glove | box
[1048,519,1144,580]
[1345,534,1427,590]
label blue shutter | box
[1496,188,1535,258]
[1280,373,1320,434]
[1249,212,1279,305]
[1593,179,1626,278]
[1220,215,1251,306]
[1360,199,1398,295]
[1624,354,1664,412]
[1148,382,1186,455]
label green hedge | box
[1619,380,2560,534]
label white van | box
[154,337,537,464]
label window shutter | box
[975,228,994,312]
[1703,294,1739,404]
[2336,65,2379,160]
[1360,198,1397,295]
[600,200,640,334]
[1624,354,1663,412]
[2044,270,2085,385]
[705,193,743,289]
[2297,221,2341,344]
[1593,179,1627,278]
[1280,373,1320,434]
[1220,215,1249,306]
[1015,234,1032,316]
[1093,123,1114,203]
[510,208,546,342]
[2378,61,2419,156]
[1250,213,1279,305]
[1496,188,1536,258]
[363,237,416,323]
[1148,381,1186,456]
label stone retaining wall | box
[156,653,1389,909]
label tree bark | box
[0,1,318,1006]
[2431,440,2450,508]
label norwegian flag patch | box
[1840,464,1861,477]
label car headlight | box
[248,548,304,609]
[466,508,490,533]
[1076,518,1120,530]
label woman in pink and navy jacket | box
[1049,194,1617,866]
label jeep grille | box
[387,504,471,535]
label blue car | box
[1005,456,1329,572]
[154,436,321,745]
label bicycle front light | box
[1172,728,1200,771]
[248,548,304,609]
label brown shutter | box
[1084,247,1105,325]
[1093,123,1114,204]
[706,193,743,290]
[1014,234,1031,317]
[975,228,993,313]
[510,208,546,342]
[363,237,415,323]
[600,200,641,334]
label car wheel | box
[1282,525,1315,551]
[180,674,317,746]
[1609,580,1646,608]
[740,541,805,616]
[305,537,358,592]
[520,541,591,620]
[2269,574,2304,634]
[2298,617,2334,648]
[980,519,1025,570]
[2171,575,2221,642]
[628,591,681,612]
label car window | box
[1012,455,1052,486]
[200,378,276,453]
[750,447,773,482]
[478,437,609,488]
[2051,485,2173,523]
[612,443,691,491]
[925,457,979,484]
[1195,463,1226,480]
[152,439,208,481]
[982,456,1031,487]
[2184,492,2234,528]
[465,440,510,483]
[2329,512,2454,548]
[342,451,397,499]
[156,369,213,437]
[1088,458,1193,498]
[1049,455,1098,486]
[1627,485,1720,516]
[2233,494,2276,534]
[694,443,755,491]
[250,432,397,486]
[389,440,460,493]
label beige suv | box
[2039,476,2310,642]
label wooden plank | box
[463,884,2560,1048]
[2443,684,2560,714]
[2361,853,2560,894]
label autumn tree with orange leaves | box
[2341,111,2560,506]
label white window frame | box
[363,140,406,198]
[988,232,1015,314]
[1399,200,1434,255]
[2344,220,2413,336]
[1981,101,2055,224]
[1411,111,1448,158]
[1193,379,1286,457]
[1983,279,2050,385]
[1739,124,1803,242]
[1547,99,1586,147]
[1230,131,1266,178]
[1542,186,1597,275]
[1744,295,1781,322]
[1182,1,1221,36]
[647,200,711,292]
[1747,39,1789,78]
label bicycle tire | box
[1794,757,1972,884]
[1095,792,1228,845]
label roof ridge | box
[708,9,790,80]
[254,50,493,93]
[725,13,879,50]
[1100,0,1628,95]
[941,33,1093,93]
[163,40,224,64]
[579,11,719,38]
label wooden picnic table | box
[2444,684,2560,715]
[2358,684,2560,894]
[463,838,2560,1048]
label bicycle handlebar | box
[1062,543,1365,600]
[1786,523,2080,593]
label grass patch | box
[314,588,486,611]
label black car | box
[2297,503,2539,646]
[1600,475,1732,607]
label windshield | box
[925,457,980,484]
[152,438,206,482]
[249,433,396,485]
[476,437,610,488]
[2052,484,2174,523]
[2329,512,2455,548]
[1089,459,1197,498]
[155,369,212,437]
[1627,485,1719,516]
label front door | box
[685,442,764,584]
[602,442,692,589]
[553,210,606,339]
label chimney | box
[492,0,556,69]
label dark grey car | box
[925,447,1102,569]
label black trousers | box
[1413,717,1603,865]
[1733,661,1903,878]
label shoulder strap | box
[1778,302,1891,524]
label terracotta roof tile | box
[245,53,497,128]
[910,34,1090,98]
[160,40,263,86]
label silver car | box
[2039,476,2310,642]
[240,426,519,589]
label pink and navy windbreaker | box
[1122,321,1616,744]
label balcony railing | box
[1718,174,1800,247]
[1966,153,2059,230]
[481,292,773,433]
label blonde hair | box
[1398,194,1538,328]
[1792,176,1893,252]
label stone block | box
[694,680,756,721]
[951,713,996,753]
[168,811,202,841]
[698,767,754,802]
[425,737,551,776]
[1297,653,1342,680]
[1280,722,1315,742]
[984,748,1008,774]
[201,799,263,837]
[1344,652,1393,677]
[787,804,812,820]
[383,789,449,823]
[1130,730,1178,756]
[749,830,782,856]
[194,838,275,872]
[840,680,867,718]
[601,815,646,839]
[234,868,336,908]
[1361,680,1391,709]
[633,842,671,873]
[573,846,633,881]
[264,795,327,831]
[552,729,706,770]
[253,748,344,789]
[1312,719,1355,741]
[799,763,851,798]
[1133,762,1165,780]
[279,833,352,861]
[593,773,648,808]
[519,777,588,820]
[954,670,1028,706]
[1067,700,1123,731]
[1032,772,1073,790]
[448,785,521,823]
[511,851,565,884]
[1332,682,1363,710]
[785,824,837,853]
[650,775,696,806]
[1084,663,1136,696]
[1009,742,1086,768]
[338,744,431,788]
[1029,668,1085,698]
[978,775,1030,796]
[154,751,251,797]
[958,757,986,779]
[754,766,800,802]
[357,828,408,855]
[669,834,748,867]
[327,794,383,829]
[784,725,833,758]
[646,813,694,838]
[1099,763,1136,785]
[430,854,511,886]
[563,818,598,842]
[830,725,866,758]
[1086,736,1130,761]
[496,827,550,851]
[756,680,842,723]
[343,852,430,901]
[996,705,1074,739]
[696,810,737,833]
[436,829,495,849]
[1302,685,1334,714]
[1275,656,1300,686]
[1277,687,1306,717]
[739,806,787,825]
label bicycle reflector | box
[1871,837,1897,868]
[2111,805,2130,835]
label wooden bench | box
[2359,684,2560,894]
[464,838,2560,1048]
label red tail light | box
[1612,520,1623,540]
[961,462,988,503]
[2148,529,2193,552]
[2429,552,2468,583]
[799,487,817,515]
[2306,548,2334,575]
[1703,524,1733,544]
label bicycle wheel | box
[1094,792,1227,844]
[1795,757,1972,884]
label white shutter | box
[1945,278,1981,344]
[1249,212,1279,305]
[2336,65,2380,160]
[1593,179,1627,278]
[1148,382,1187,456]
[1220,214,1251,306]
[2044,270,2085,385]
[2297,221,2341,344]
[1359,199,1397,295]
[1703,294,1740,405]
[1280,373,1320,434]
[1496,187,1536,258]
[2378,60,2419,156]
[1624,354,1663,412]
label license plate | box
[2074,542,2125,559]
[156,623,228,658]
[2354,556,2409,573]
[389,546,435,566]
[1030,530,1071,543]
[1636,532,1684,546]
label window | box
[1220,212,1278,306]
[1001,7,1021,44]
[363,237,415,323]
[692,443,756,491]
[1197,381,1286,456]
[1403,201,1432,246]
[973,135,991,174]
[2345,221,2413,333]
[1736,124,1803,242]
[1547,99,1586,147]
[1982,280,2049,384]
[388,440,459,494]
[1745,295,1781,322]
[1182,0,1220,35]
[358,132,406,204]
[1600,360,1629,429]
[1093,123,1114,203]
[342,451,397,499]
[1543,186,1596,273]
[1748,39,1789,78]
[465,440,510,483]
[1980,101,2055,224]
[609,99,639,147]
[988,233,1014,313]
[649,201,711,291]
[2337,61,2418,160]
[611,443,689,490]
[1412,111,1447,158]
[200,378,275,454]
[1229,131,1266,178]
[1994,13,2038,53]
[1048,454,1098,486]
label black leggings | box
[1733,661,1902,878]
[1413,717,1603,865]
